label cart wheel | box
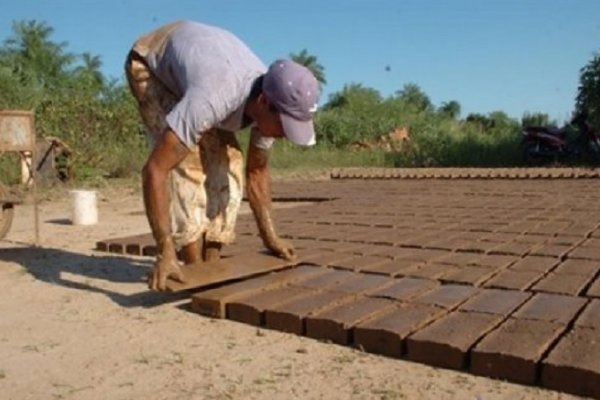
[0,184,15,239]
[0,203,14,239]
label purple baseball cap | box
[263,59,320,146]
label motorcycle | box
[521,117,600,164]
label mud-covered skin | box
[142,130,189,290]
[126,50,245,290]
[246,139,296,261]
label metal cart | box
[0,110,39,244]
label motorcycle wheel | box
[0,186,15,239]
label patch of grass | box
[333,353,357,364]
[253,377,276,385]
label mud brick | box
[587,277,600,298]
[553,259,600,276]
[459,289,531,316]
[293,268,357,290]
[439,266,496,286]
[354,303,447,358]
[364,231,414,246]
[541,327,600,399]
[514,234,547,244]
[427,237,473,252]
[567,245,600,260]
[406,311,502,370]
[575,299,600,329]
[359,258,423,277]
[301,251,356,267]
[483,269,543,290]
[337,243,375,255]
[305,297,397,345]
[108,241,125,253]
[292,238,333,251]
[227,286,312,326]
[509,256,560,273]
[95,240,109,252]
[329,255,390,272]
[562,224,597,237]
[551,235,586,246]
[134,241,154,257]
[456,241,499,254]
[426,231,466,246]
[471,318,565,384]
[531,273,594,296]
[124,234,155,255]
[488,241,534,257]
[296,250,337,264]
[530,244,572,259]
[414,284,479,309]
[403,248,450,262]
[473,254,518,269]
[264,290,352,335]
[484,232,521,243]
[529,221,572,236]
[402,262,458,280]
[370,277,439,302]
[436,251,482,266]
[513,293,587,324]
[190,265,329,318]
[369,246,417,260]
[328,273,395,295]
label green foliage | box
[395,83,433,113]
[438,100,461,119]
[521,112,554,128]
[2,19,595,184]
[316,86,522,167]
[576,52,600,128]
[0,19,146,182]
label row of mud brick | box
[95,178,600,398]
[330,167,600,180]
[190,264,600,399]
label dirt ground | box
[0,181,586,400]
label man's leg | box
[125,51,204,264]
[198,129,244,260]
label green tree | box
[289,48,327,87]
[439,100,461,119]
[73,52,105,91]
[576,52,600,127]
[521,112,552,127]
[395,83,432,112]
[322,83,381,111]
[0,20,74,90]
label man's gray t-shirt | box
[136,21,274,149]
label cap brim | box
[280,113,316,146]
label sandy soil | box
[0,181,586,400]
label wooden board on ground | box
[165,252,293,293]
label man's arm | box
[246,134,296,260]
[143,128,190,290]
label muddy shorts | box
[125,51,244,248]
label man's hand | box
[148,247,186,291]
[265,237,296,261]
[142,128,190,291]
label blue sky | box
[1,0,599,122]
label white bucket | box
[70,190,98,225]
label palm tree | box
[2,20,74,88]
[74,52,105,89]
[395,83,432,112]
[289,49,327,87]
[439,100,461,119]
